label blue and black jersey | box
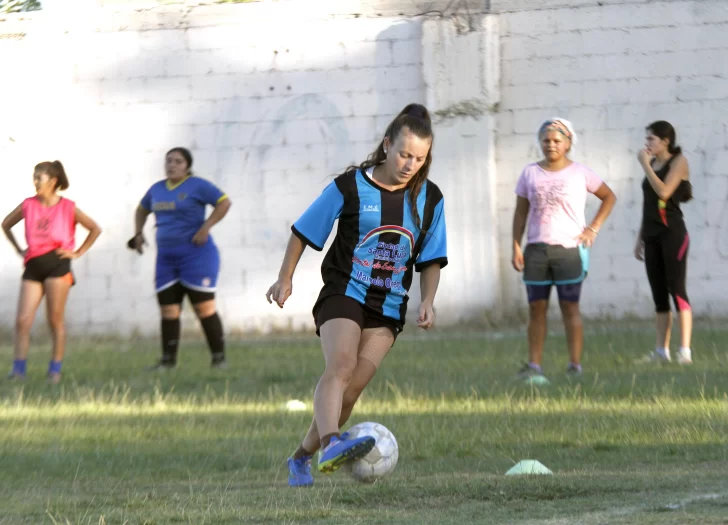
[140,176,227,249]
[292,168,448,322]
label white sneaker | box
[637,350,671,363]
[676,348,692,365]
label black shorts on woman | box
[314,294,403,340]
[23,250,75,285]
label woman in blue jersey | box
[266,104,448,487]
[129,147,232,369]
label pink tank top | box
[22,196,76,264]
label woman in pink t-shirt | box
[511,119,617,383]
[1,161,102,383]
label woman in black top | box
[635,120,693,364]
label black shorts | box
[313,295,403,340]
[157,281,215,306]
[23,251,75,285]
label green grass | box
[1,325,728,524]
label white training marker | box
[505,460,553,476]
[283,399,307,412]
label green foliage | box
[0,0,42,13]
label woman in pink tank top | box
[1,161,102,384]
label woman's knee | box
[671,292,691,312]
[15,314,34,334]
[529,300,548,317]
[192,300,216,319]
[160,304,181,320]
[47,312,65,331]
[322,354,358,384]
[559,300,581,317]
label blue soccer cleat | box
[287,455,314,487]
[317,434,375,474]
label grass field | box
[1,324,728,524]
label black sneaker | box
[516,362,545,380]
[211,356,228,369]
[566,364,583,376]
[147,360,176,371]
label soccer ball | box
[344,422,399,482]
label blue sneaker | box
[287,455,314,487]
[318,434,375,474]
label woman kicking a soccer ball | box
[266,104,448,487]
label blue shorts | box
[155,242,220,293]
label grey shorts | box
[523,243,589,285]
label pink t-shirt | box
[515,162,603,248]
[22,196,76,263]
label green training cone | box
[505,460,553,476]
[524,375,550,386]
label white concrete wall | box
[422,15,502,325]
[0,0,726,336]
[0,5,428,336]
[495,0,728,319]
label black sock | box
[292,445,313,460]
[200,313,225,362]
[161,318,180,364]
[320,432,341,450]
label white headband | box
[538,117,578,147]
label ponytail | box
[35,160,70,190]
[339,103,433,229]
[647,120,682,158]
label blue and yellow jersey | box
[292,168,448,322]
[140,176,227,249]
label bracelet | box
[587,226,599,234]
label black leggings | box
[644,230,690,312]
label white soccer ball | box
[344,421,399,482]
